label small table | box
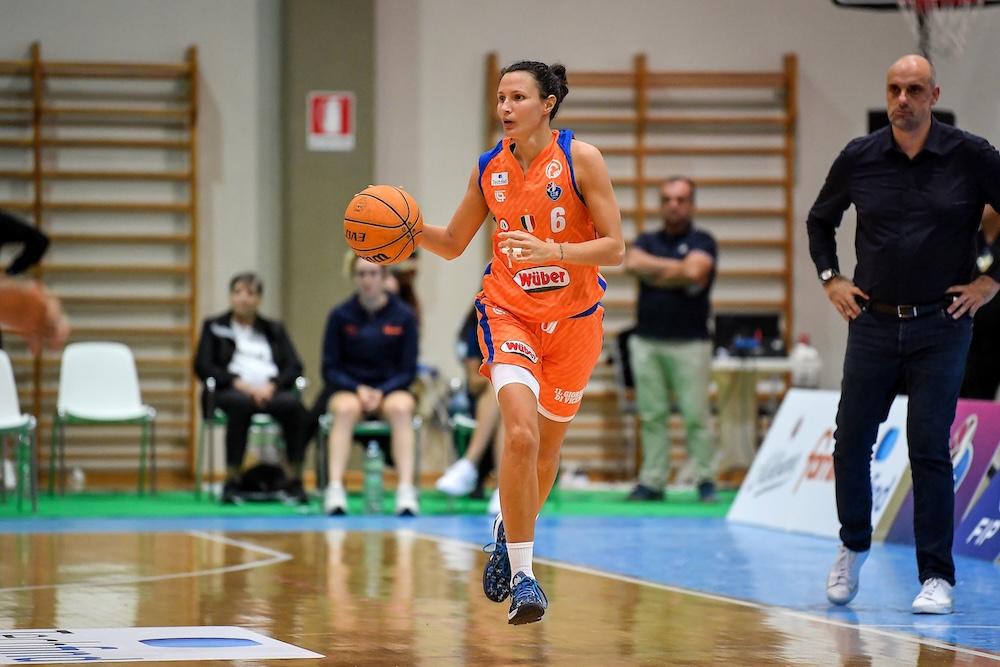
[711,355,800,477]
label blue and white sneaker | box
[507,571,548,625]
[482,514,511,602]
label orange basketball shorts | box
[474,293,604,421]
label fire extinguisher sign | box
[307,91,355,152]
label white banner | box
[0,626,322,664]
[727,388,912,539]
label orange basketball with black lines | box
[343,185,423,265]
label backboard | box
[831,0,1000,60]
[831,0,1000,9]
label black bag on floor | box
[237,463,287,501]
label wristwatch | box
[819,268,839,285]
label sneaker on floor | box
[220,479,243,506]
[826,544,868,605]
[323,484,348,516]
[507,571,549,625]
[281,478,310,505]
[697,481,719,504]
[626,484,665,502]
[435,458,479,496]
[912,577,954,614]
[487,487,501,516]
[395,484,420,516]
[482,514,511,602]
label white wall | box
[4,0,999,389]
[375,0,1000,387]
[0,0,283,318]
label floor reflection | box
[0,530,994,666]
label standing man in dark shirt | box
[625,176,718,504]
[807,55,1000,615]
[312,253,420,516]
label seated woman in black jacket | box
[194,271,310,505]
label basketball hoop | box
[896,0,986,60]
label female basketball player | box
[420,60,624,625]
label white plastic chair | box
[0,350,38,512]
[49,342,157,496]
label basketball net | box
[896,0,986,60]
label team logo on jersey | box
[497,218,509,231]
[513,266,570,293]
[494,190,506,203]
[500,340,538,364]
[491,172,508,186]
[545,159,563,179]
[678,242,689,255]
[545,182,562,202]
[520,215,536,232]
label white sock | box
[507,541,534,581]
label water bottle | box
[362,440,385,514]
[790,333,822,388]
[70,466,87,492]
[3,458,15,491]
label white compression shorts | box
[489,362,540,401]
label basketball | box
[343,185,423,265]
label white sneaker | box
[487,487,502,515]
[912,577,954,614]
[435,459,478,496]
[826,545,868,605]
[395,484,419,516]
[323,484,347,515]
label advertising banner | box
[727,389,911,538]
[882,399,1000,549]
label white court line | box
[0,531,291,594]
[426,533,1000,663]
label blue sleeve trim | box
[557,129,586,204]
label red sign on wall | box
[307,91,355,152]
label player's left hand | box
[945,275,1000,318]
[498,231,557,263]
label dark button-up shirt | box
[632,224,717,340]
[806,120,1000,305]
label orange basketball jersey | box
[478,129,607,323]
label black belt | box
[865,296,956,319]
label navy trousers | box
[834,308,972,586]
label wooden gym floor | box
[0,514,998,666]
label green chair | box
[194,376,306,500]
[315,412,422,490]
[0,350,38,512]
